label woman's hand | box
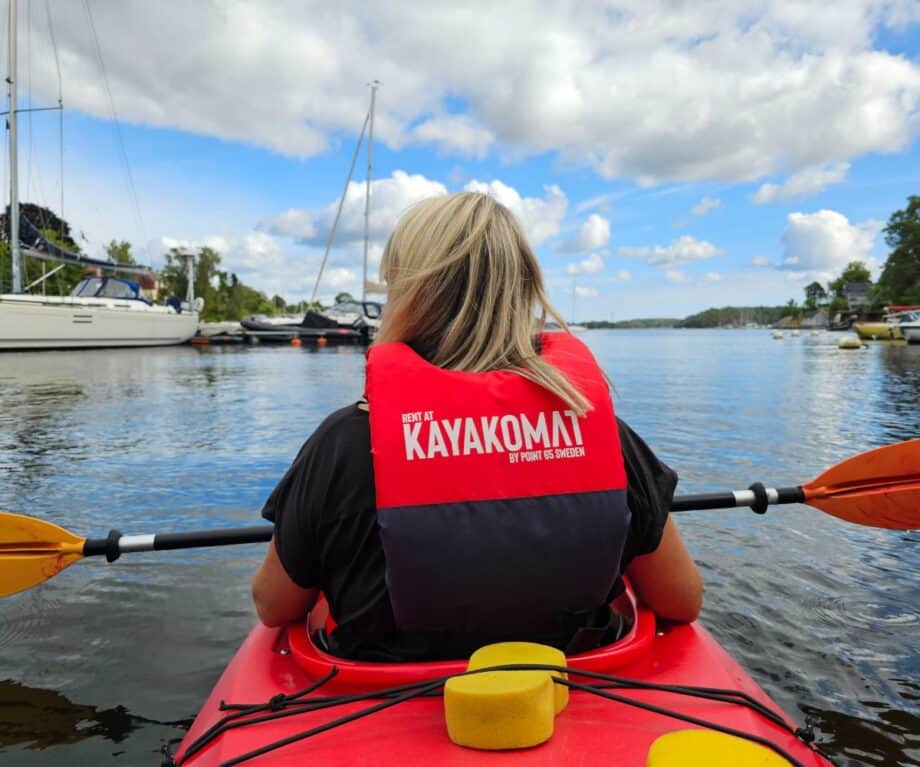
[252,538,319,627]
[626,517,703,623]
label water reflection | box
[0,679,188,750]
[799,703,919,767]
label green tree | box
[105,239,136,265]
[782,298,803,323]
[876,196,920,305]
[679,305,791,328]
[0,202,84,293]
[803,281,827,310]
[158,245,275,321]
[828,261,872,298]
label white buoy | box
[791,329,800,337]
[771,330,784,339]
[837,336,863,350]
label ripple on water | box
[801,594,920,631]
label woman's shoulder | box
[302,402,371,455]
[276,404,368,469]
[262,404,370,523]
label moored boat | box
[170,590,832,767]
[0,273,200,350]
[901,312,920,344]
[0,0,200,351]
[240,300,382,343]
[853,306,920,341]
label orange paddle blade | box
[0,512,85,597]
[803,440,920,530]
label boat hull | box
[853,321,902,341]
[903,324,920,344]
[0,294,199,349]
[172,597,830,766]
[240,316,369,344]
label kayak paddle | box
[1,438,917,598]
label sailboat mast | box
[8,0,21,293]
[362,81,378,304]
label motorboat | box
[898,310,920,344]
[853,306,920,341]
[240,300,382,343]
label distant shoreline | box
[580,305,796,329]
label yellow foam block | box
[647,730,793,766]
[444,642,571,751]
[468,641,569,714]
[445,669,555,750]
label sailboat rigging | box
[240,83,383,345]
[311,80,384,306]
[0,0,200,350]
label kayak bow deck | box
[171,591,832,767]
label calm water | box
[0,330,917,766]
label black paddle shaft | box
[82,525,273,560]
[80,485,807,561]
[670,486,804,513]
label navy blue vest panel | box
[377,489,630,637]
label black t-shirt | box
[262,404,676,659]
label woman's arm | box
[626,517,703,623]
[252,538,319,627]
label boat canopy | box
[71,276,153,304]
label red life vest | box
[365,332,629,641]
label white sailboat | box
[0,0,199,350]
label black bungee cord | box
[165,662,836,767]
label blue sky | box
[9,1,920,319]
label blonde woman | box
[253,192,702,660]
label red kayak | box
[171,590,833,766]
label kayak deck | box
[172,596,832,766]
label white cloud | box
[750,255,774,267]
[250,173,567,297]
[566,252,605,275]
[616,269,632,281]
[665,270,689,284]
[20,3,920,184]
[325,267,358,288]
[618,235,724,268]
[408,115,494,158]
[703,272,723,282]
[575,285,599,298]
[259,171,447,254]
[259,209,316,240]
[753,163,850,204]
[160,230,307,297]
[781,209,882,276]
[311,170,449,248]
[558,214,611,252]
[691,197,720,216]
[464,180,568,246]
[575,192,622,214]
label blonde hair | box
[375,191,592,415]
